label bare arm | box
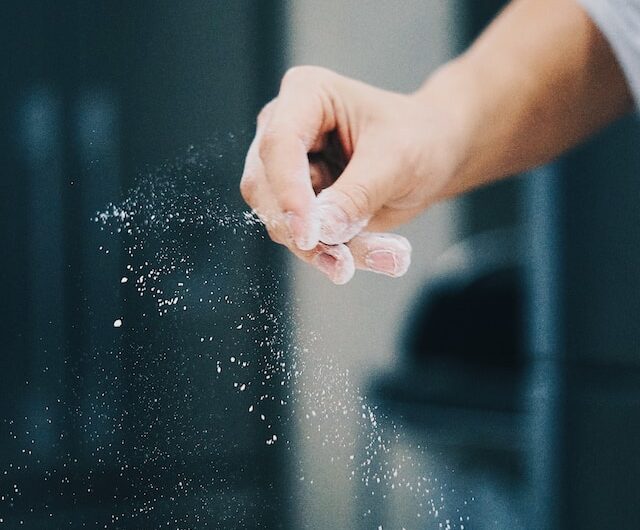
[423,0,633,199]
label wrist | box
[410,57,488,202]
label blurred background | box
[2,1,640,529]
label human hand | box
[240,66,462,284]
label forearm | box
[417,0,633,198]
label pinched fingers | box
[242,125,355,284]
[242,134,412,283]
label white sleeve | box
[579,0,640,107]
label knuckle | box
[257,128,279,161]
[281,65,314,86]
[281,65,333,90]
[341,182,373,220]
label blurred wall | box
[286,2,461,528]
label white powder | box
[87,145,471,529]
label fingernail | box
[286,212,319,251]
[365,250,400,277]
[313,252,337,279]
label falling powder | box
[93,152,468,526]
[0,141,473,530]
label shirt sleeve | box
[578,0,640,107]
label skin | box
[240,0,633,284]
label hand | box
[241,0,633,285]
[240,66,462,284]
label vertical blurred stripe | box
[17,86,65,455]
[74,87,123,457]
[524,164,563,530]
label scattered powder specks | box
[0,141,473,530]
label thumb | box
[316,146,392,245]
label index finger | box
[257,67,337,250]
